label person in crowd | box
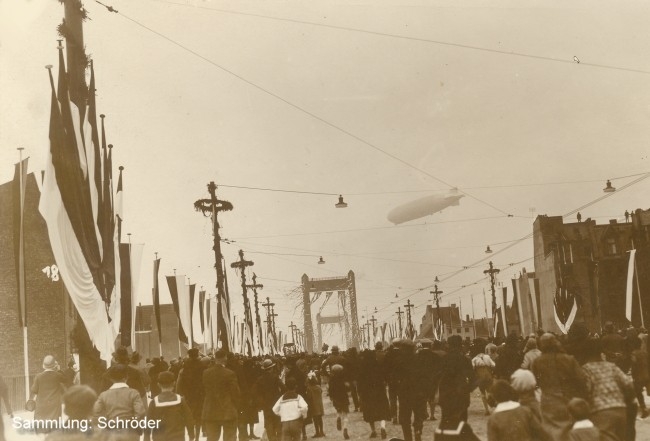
[273,377,308,441]
[62,360,79,386]
[344,348,361,413]
[510,368,541,421]
[94,364,146,441]
[44,385,98,441]
[629,336,649,419]
[357,349,390,439]
[384,340,401,425]
[148,357,166,398]
[471,339,495,416]
[306,373,325,438]
[254,359,285,441]
[101,347,147,404]
[328,364,350,440]
[487,380,549,441]
[521,338,542,370]
[202,349,240,441]
[0,374,13,441]
[392,338,427,441]
[567,398,600,441]
[130,352,151,395]
[494,333,523,380]
[439,336,475,427]
[602,322,627,371]
[582,338,634,441]
[29,355,68,433]
[144,371,195,441]
[176,348,205,439]
[531,333,587,441]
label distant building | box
[418,304,477,341]
[133,304,183,361]
[531,211,650,332]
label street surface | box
[4,392,650,441]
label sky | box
[2,0,650,348]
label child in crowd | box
[567,398,600,441]
[144,371,195,441]
[487,380,549,441]
[328,364,350,440]
[510,369,541,421]
[273,377,308,441]
[306,373,325,438]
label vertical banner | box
[153,258,162,344]
[13,158,29,327]
[626,249,637,322]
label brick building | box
[0,172,75,403]
[133,303,185,361]
[532,210,650,332]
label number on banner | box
[42,264,60,281]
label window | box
[465,327,470,333]
[456,328,461,334]
[607,238,617,255]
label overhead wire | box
[147,0,650,77]
[97,4,512,217]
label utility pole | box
[369,315,378,346]
[396,307,404,338]
[246,273,264,355]
[404,299,415,339]
[484,261,501,320]
[430,285,443,340]
[230,250,254,355]
[262,296,275,352]
[289,322,298,344]
[195,182,233,351]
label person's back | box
[144,371,194,441]
[567,398,600,441]
[94,364,145,441]
[487,380,549,441]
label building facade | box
[532,211,650,332]
[0,172,76,404]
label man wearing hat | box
[177,348,205,439]
[28,355,67,432]
[202,350,240,441]
[253,359,285,441]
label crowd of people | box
[1,321,649,441]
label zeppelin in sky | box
[386,189,464,225]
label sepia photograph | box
[1,0,650,440]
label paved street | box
[5,392,650,441]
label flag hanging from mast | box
[199,289,206,335]
[218,258,232,350]
[153,258,162,344]
[40,58,113,362]
[167,275,189,345]
[13,157,29,328]
[626,249,637,322]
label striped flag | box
[219,259,232,351]
[189,283,196,346]
[153,258,162,344]
[199,289,206,335]
[119,243,144,348]
[13,157,29,327]
[39,51,114,363]
[167,275,190,345]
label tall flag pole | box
[153,253,162,356]
[626,249,637,323]
[14,147,29,400]
[194,182,232,351]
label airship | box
[387,189,464,225]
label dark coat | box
[176,358,205,422]
[202,364,240,421]
[253,370,285,411]
[358,352,390,423]
[101,364,146,398]
[328,373,349,412]
[494,345,523,380]
[31,370,67,420]
[438,350,475,416]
